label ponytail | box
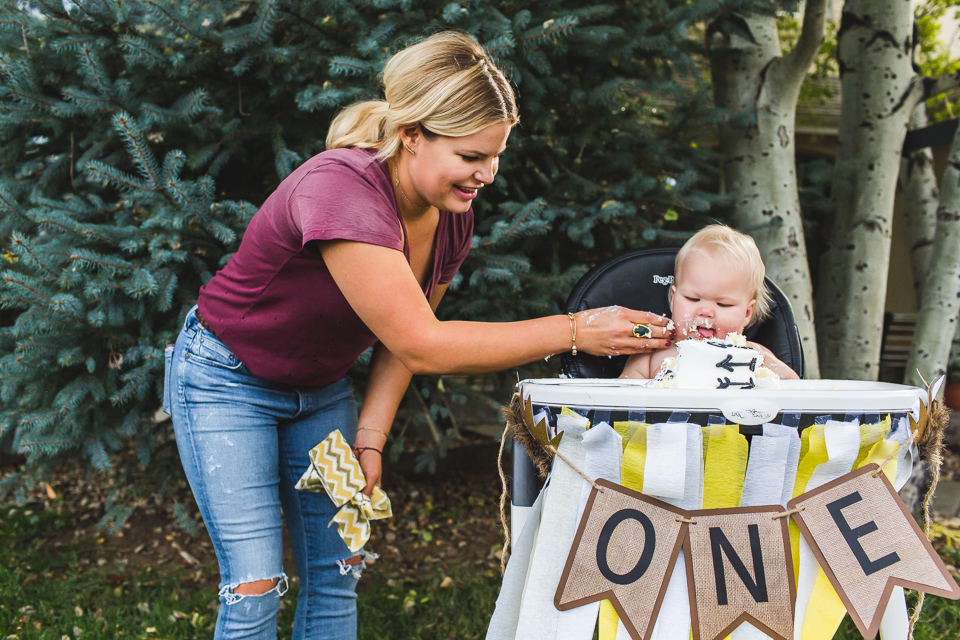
[325,32,518,160]
[325,100,393,152]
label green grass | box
[3,500,959,640]
[0,502,500,640]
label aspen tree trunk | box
[898,107,939,296]
[708,0,827,378]
[816,0,959,380]
[904,126,960,388]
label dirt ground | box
[7,432,510,598]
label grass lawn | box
[3,439,960,639]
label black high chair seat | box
[560,248,806,379]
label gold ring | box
[632,323,652,339]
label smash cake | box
[652,333,780,389]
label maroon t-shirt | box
[197,147,473,389]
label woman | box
[166,31,673,640]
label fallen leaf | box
[439,576,453,588]
[45,483,56,500]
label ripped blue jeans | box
[166,308,364,639]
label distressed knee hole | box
[235,578,280,595]
[219,573,289,605]
[337,550,379,579]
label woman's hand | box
[353,427,388,496]
[574,307,675,357]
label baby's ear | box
[744,298,757,324]
[668,285,676,313]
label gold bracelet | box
[357,427,388,439]
[567,312,578,356]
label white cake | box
[652,334,779,389]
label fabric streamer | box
[795,420,862,640]
[601,421,649,640]
[731,427,799,640]
[556,422,624,640]
[649,423,704,640]
[513,410,591,640]
[485,491,545,640]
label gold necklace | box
[392,161,416,209]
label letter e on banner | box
[788,464,960,638]
[555,479,688,640]
[683,506,795,640]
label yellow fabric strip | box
[600,422,649,640]
[801,570,849,640]
[854,416,891,470]
[700,425,748,640]
[701,425,748,509]
[790,424,827,578]
[799,419,892,640]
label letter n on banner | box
[555,478,688,640]
[788,463,960,639]
[683,506,795,640]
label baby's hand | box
[746,341,799,380]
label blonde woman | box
[166,31,672,639]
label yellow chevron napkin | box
[295,429,393,553]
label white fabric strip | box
[762,423,802,507]
[514,413,590,640]
[556,422,624,640]
[647,423,704,640]
[794,420,862,640]
[884,418,912,639]
[731,430,796,640]
[485,490,545,640]
[878,585,908,640]
[642,423,688,500]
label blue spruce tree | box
[0,0,736,504]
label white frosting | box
[653,334,780,389]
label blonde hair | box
[326,31,518,158]
[674,224,773,325]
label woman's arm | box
[352,284,451,495]
[319,240,670,375]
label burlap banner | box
[555,479,688,640]
[683,506,794,640]
[555,465,960,640]
[788,463,960,638]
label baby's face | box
[669,248,756,341]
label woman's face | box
[669,248,756,340]
[403,122,511,214]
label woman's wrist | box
[355,426,389,444]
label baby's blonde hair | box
[674,224,773,325]
[326,31,518,159]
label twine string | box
[497,420,511,574]
[772,505,805,520]
[872,431,915,478]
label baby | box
[619,225,799,380]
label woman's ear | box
[399,126,421,154]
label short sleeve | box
[288,159,403,252]
[438,208,474,284]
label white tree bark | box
[898,106,939,297]
[816,1,935,380]
[708,1,827,378]
[904,125,960,387]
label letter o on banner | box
[597,508,656,585]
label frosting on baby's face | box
[669,248,756,341]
